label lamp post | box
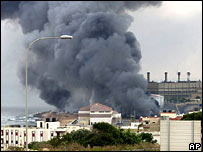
[25,35,72,151]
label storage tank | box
[52,118,56,122]
[46,118,50,122]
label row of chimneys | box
[147,72,191,83]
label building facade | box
[146,72,202,102]
[1,119,90,150]
[139,116,160,132]
[148,81,202,102]
[78,102,121,125]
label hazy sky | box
[1,1,202,108]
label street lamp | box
[25,35,72,151]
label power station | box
[147,72,202,102]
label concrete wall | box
[160,120,201,151]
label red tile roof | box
[79,105,90,111]
[79,102,113,112]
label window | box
[40,131,43,137]
[47,123,49,129]
[16,141,18,144]
[99,111,104,113]
[91,111,95,113]
[40,122,43,128]
[32,131,35,137]
[51,131,54,137]
[1,130,3,136]
[32,131,35,142]
[15,131,18,136]
[1,139,3,144]
[6,130,8,136]
[40,131,43,142]
[6,140,8,144]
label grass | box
[7,142,159,151]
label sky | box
[1,1,202,108]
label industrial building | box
[147,72,202,102]
[1,118,90,150]
[78,102,121,125]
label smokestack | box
[187,72,190,81]
[164,72,168,82]
[178,72,181,82]
[147,72,150,83]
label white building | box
[78,102,121,125]
[151,94,164,108]
[121,122,143,130]
[1,118,90,150]
[160,120,201,151]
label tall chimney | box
[164,72,168,82]
[178,72,181,82]
[147,72,150,83]
[187,72,190,81]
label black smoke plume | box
[2,1,162,117]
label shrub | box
[47,122,157,149]
[28,142,40,150]
[49,136,63,148]
[137,132,157,143]
[71,129,92,144]
[181,112,202,120]
[121,129,141,144]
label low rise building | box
[78,102,121,125]
[121,122,143,130]
[139,116,160,132]
[160,110,177,119]
[1,118,90,150]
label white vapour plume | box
[89,89,95,105]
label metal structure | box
[147,72,202,102]
[25,35,72,151]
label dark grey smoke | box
[1,1,20,19]
[2,1,162,117]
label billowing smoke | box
[2,1,162,117]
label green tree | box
[137,132,157,143]
[49,136,63,148]
[181,112,202,120]
[71,129,92,144]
